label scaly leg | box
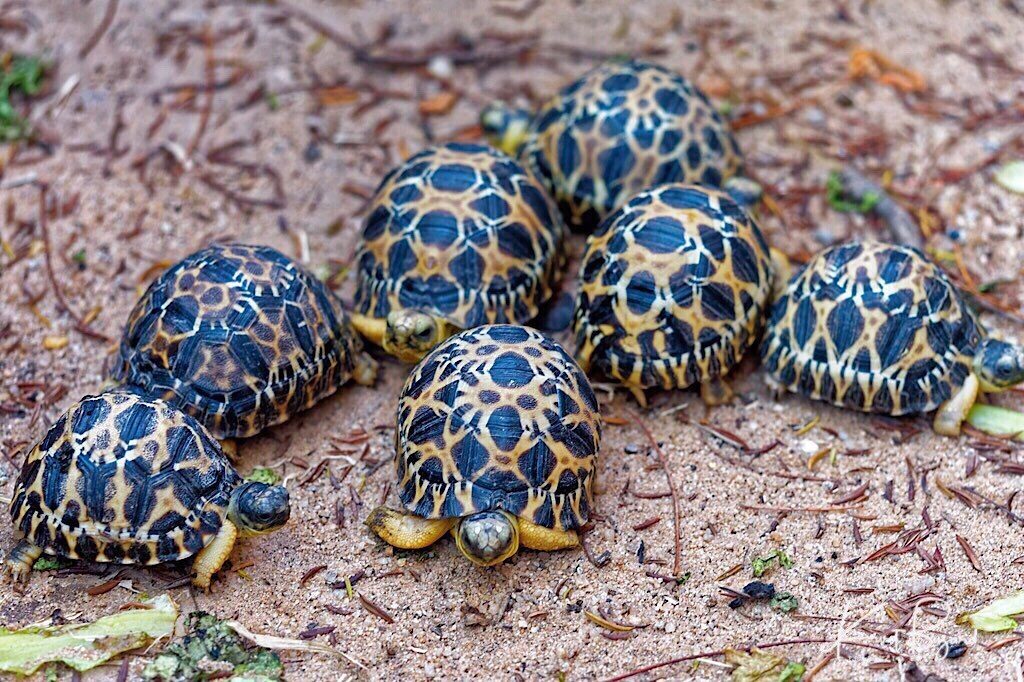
[934,373,979,437]
[700,376,734,406]
[769,248,793,302]
[352,351,378,387]
[365,506,455,549]
[4,540,43,584]
[627,385,648,408]
[220,439,238,462]
[192,520,238,589]
[517,518,579,551]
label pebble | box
[904,574,935,595]
[799,439,820,455]
[803,107,826,126]
[428,55,455,79]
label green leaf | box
[752,549,793,577]
[71,248,86,264]
[826,171,880,214]
[778,661,805,681]
[994,161,1024,195]
[957,590,1024,632]
[770,592,799,613]
[247,466,281,485]
[0,55,46,142]
[32,556,62,571]
[966,404,1024,441]
[0,594,178,675]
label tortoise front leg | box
[352,350,379,387]
[4,540,43,584]
[517,518,579,552]
[934,373,979,437]
[366,506,455,549]
[192,520,238,589]
[700,376,734,406]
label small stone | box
[624,444,639,454]
[799,439,819,455]
[742,581,776,600]
[940,641,967,659]
[665,621,677,633]
[427,55,455,79]
[303,141,322,163]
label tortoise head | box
[480,102,532,157]
[454,511,520,566]
[228,481,290,536]
[384,310,449,363]
[974,339,1024,392]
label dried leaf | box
[583,610,639,632]
[316,86,360,106]
[725,647,798,681]
[418,91,459,116]
[225,620,364,669]
[42,336,69,350]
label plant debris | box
[956,591,1024,632]
[769,592,799,613]
[752,549,793,577]
[31,556,63,571]
[246,466,281,485]
[0,54,45,141]
[994,160,1024,194]
[0,594,177,676]
[144,611,283,681]
[724,648,805,682]
[966,404,1024,440]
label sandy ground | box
[2,0,1024,680]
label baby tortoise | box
[5,391,289,588]
[351,143,567,363]
[111,243,376,441]
[574,183,777,406]
[367,325,601,566]
[761,240,1024,435]
[482,59,751,233]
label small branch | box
[187,26,216,159]
[836,167,923,249]
[624,408,682,578]
[78,0,119,59]
[603,636,911,682]
[37,185,110,342]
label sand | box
[2,1,1024,679]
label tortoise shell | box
[518,59,743,232]
[395,325,600,531]
[9,391,238,565]
[761,241,981,415]
[574,184,774,393]
[354,143,566,330]
[112,243,372,439]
